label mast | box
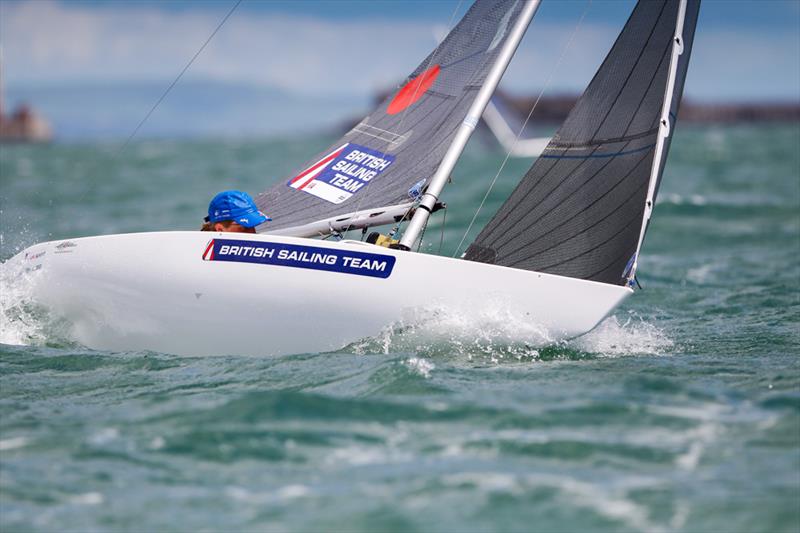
[627,0,688,283]
[398,0,542,250]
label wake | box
[344,304,673,362]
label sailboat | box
[6,0,700,357]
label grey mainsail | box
[257,0,527,235]
[465,0,700,286]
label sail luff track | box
[629,0,691,282]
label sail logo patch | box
[202,239,395,279]
[288,143,395,204]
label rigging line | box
[438,206,448,255]
[69,0,243,211]
[342,0,464,235]
[452,0,592,258]
[119,0,243,152]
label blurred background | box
[1,0,798,140]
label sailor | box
[201,190,271,233]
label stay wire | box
[452,0,592,258]
[69,0,242,212]
[438,206,447,255]
[119,0,243,152]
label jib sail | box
[465,0,700,286]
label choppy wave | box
[344,304,550,361]
[570,314,674,357]
[2,126,798,532]
[0,259,48,346]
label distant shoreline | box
[498,91,800,124]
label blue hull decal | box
[203,239,395,279]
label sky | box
[1,0,798,138]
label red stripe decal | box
[203,239,215,260]
[289,146,346,187]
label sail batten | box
[465,0,700,287]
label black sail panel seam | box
[520,181,648,274]
[591,15,674,146]
[478,142,603,243]
[587,1,669,141]
[503,156,651,268]
[490,141,635,250]
[584,238,641,283]
[496,147,653,260]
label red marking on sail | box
[289,144,348,190]
[387,65,441,115]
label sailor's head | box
[204,190,270,233]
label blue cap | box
[207,190,271,228]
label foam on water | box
[346,303,673,361]
[347,303,554,361]
[0,256,76,348]
[569,313,674,357]
[403,357,435,378]
[0,258,46,346]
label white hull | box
[6,232,631,356]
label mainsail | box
[465,0,700,286]
[257,0,529,236]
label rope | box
[453,0,593,258]
[438,206,448,255]
[70,0,243,211]
[120,0,243,151]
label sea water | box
[0,124,798,532]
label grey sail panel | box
[256,0,526,233]
[465,0,700,286]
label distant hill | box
[4,80,364,141]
